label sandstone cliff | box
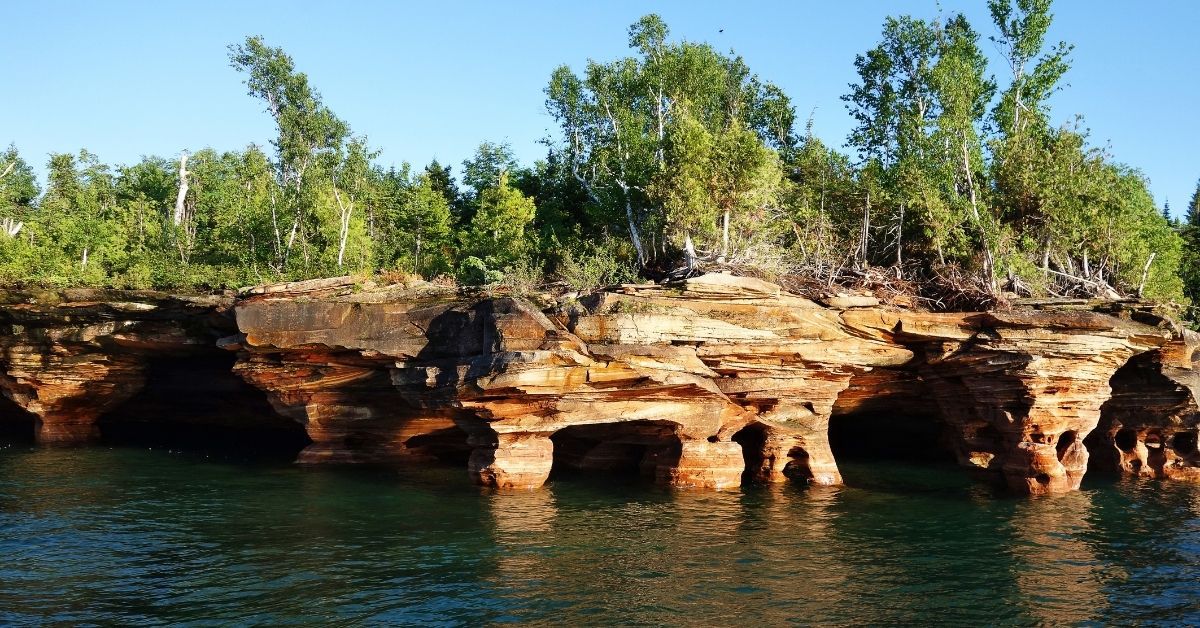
[1,276,1196,496]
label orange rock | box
[3,276,1195,498]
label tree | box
[423,159,459,214]
[114,155,173,270]
[784,123,858,263]
[652,106,783,262]
[930,14,998,282]
[37,150,119,279]
[229,36,349,273]
[988,0,1073,244]
[546,14,795,268]
[331,137,376,269]
[459,141,519,226]
[1187,179,1200,228]
[988,0,1072,139]
[1178,179,1200,315]
[188,146,277,283]
[0,145,39,237]
[392,173,454,276]
[844,16,940,269]
[459,172,536,283]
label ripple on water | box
[1,449,1200,625]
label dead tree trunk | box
[961,140,995,292]
[1137,252,1157,297]
[172,152,189,227]
[720,208,730,262]
[332,184,353,268]
[857,191,871,268]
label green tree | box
[423,159,459,215]
[930,14,998,281]
[844,16,940,268]
[0,145,39,233]
[546,14,794,268]
[229,36,349,274]
[189,146,278,284]
[394,174,454,277]
[784,123,858,263]
[459,172,536,283]
[35,150,122,282]
[1177,179,1200,316]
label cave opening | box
[829,410,955,463]
[827,409,968,492]
[732,423,768,482]
[1089,349,1189,477]
[1145,430,1167,471]
[1173,431,1198,459]
[1056,430,1079,461]
[1113,428,1138,453]
[549,421,678,481]
[97,351,309,461]
[401,424,475,466]
[0,393,35,444]
[731,422,812,483]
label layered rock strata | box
[2,277,1198,496]
[843,309,1172,493]
[0,291,236,443]
[1091,333,1200,481]
[222,275,1181,494]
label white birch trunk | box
[962,140,994,290]
[172,152,189,226]
[720,208,730,262]
[333,185,352,268]
[1137,252,1157,297]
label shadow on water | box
[94,352,311,463]
[827,409,991,499]
[2,420,1200,625]
[0,393,35,445]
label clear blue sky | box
[4,1,1197,214]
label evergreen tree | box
[458,172,536,284]
[423,160,459,213]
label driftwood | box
[1041,267,1121,300]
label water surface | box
[1,443,1198,625]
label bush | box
[554,236,637,291]
[456,256,503,286]
[496,258,543,296]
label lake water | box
[2,442,1198,625]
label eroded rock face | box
[0,291,237,443]
[226,276,920,489]
[843,309,1170,494]
[222,274,1176,494]
[1092,333,1200,481]
[1,276,1193,497]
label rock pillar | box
[743,428,841,486]
[469,432,555,489]
[652,439,743,489]
[0,351,146,445]
[1092,339,1200,482]
[924,340,1138,495]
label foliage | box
[0,10,1189,311]
[554,235,638,291]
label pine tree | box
[1189,179,1200,228]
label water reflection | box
[1,447,1200,624]
[1009,491,1105,625]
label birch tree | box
[0,145,38,238]
[545,14,795,268]
[229,36,348,272]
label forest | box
[1,0,1198,316]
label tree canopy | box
[0,6,1193,318]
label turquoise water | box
[1,442,1199,625]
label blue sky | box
[4,1,1197,214]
